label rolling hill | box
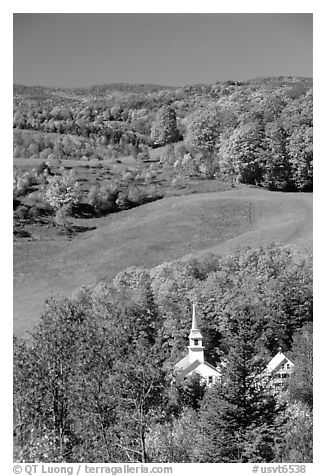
[13,187,312,336]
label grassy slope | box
[14,187,312,336]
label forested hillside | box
[14,76,312,191]
[14,244,313,463]
[13,77,313,464]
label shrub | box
[13,172,34,198]
[39,148,53,160]
[137,147,150,162]
[87,184,118,215]
[35,161,49,176]
[115,191,130,209]
[15,205,29,220]
[54,204,72,227]
[13,198,20,211]
[44,171,80,212]
[175,144,188,156]
[127,185,147,206]
[123,171,135,182]
[171,176,186,188]
[28,206,41,220]
[144,170,156,183]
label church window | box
[194,339,199,346]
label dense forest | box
[14,245,313,463]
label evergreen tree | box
[150,105,180,147]
[197,304,281,462]
[261,121,293,191]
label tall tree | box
[150,105,180,147]
[197,303,282,462]
[288,323,313,409]
[185,104,224,154]
[219,121,265,185]
[261,121,293,191]
[287,126,313,191]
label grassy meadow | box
[14,181,312,336]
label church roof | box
[177,360,202,379]
[175,355,222,379]
[189,329,203,339]
[204,361,222,373]
[175,354,190,371]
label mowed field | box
[14,187,312,336]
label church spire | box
[188,302,204,363]
[192,301,198,330]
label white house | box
[265,347,294,390]
[175,303,221,386]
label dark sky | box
[13,13,313,87]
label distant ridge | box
[14,76,312,96]
[13,82,175,97]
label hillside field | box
[13,186,312,336]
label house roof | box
[266,350,294,373]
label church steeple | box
[191,302,198,330]
[188,302,205,363]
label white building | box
[175,304,295,391]
[175,303,221,386]
[265,347,294,390]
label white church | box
[175,303,222,385]
[175,303,294,389]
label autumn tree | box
[219,121,265,185]
[147,409,200,462]
[185,105,224,154]
[277,402,313,463]
[288,323,313,409]
[44,171,80,225]
[13,283,169,463]
[14,293,103,462]
[196,244,313,363]
[286,126,313,191]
